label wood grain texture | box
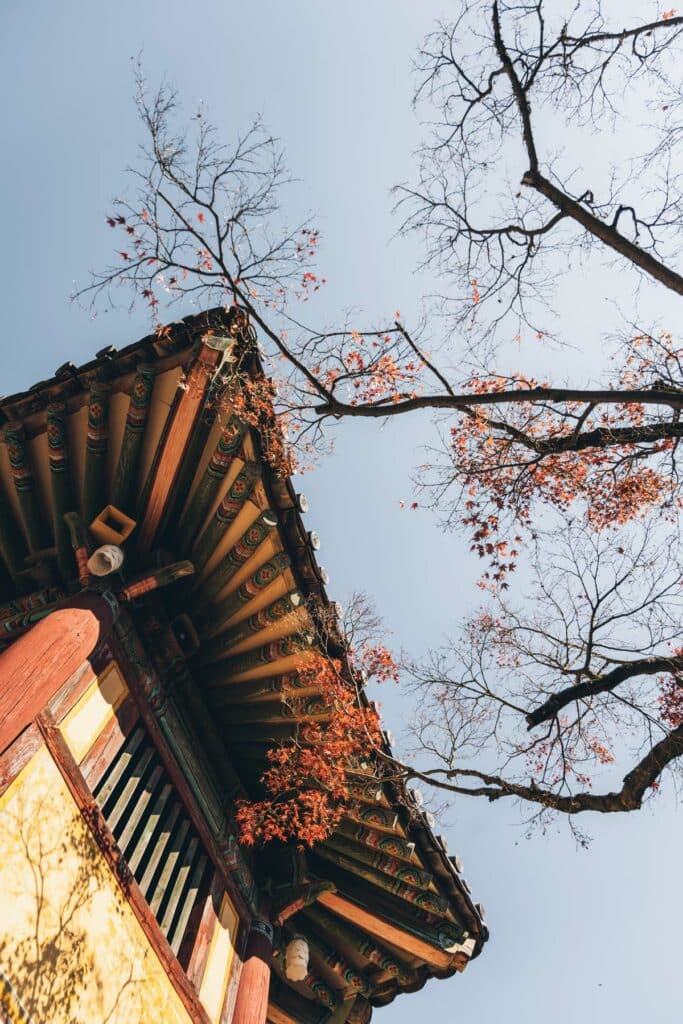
[231,923,273,1024]
[138,342,222,552]
[0,592,117,754]
[0,721,42,796]
[317,892,454,970]
[185,871,222,989]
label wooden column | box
[0,591,118,752]
[232,919,273,1024]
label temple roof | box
[0,308,487,1022]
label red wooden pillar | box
[0,591,117,751]
[232,919,273,1024]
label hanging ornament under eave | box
[285,936,309,982]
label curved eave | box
[0,307,488,1021]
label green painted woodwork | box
[271,950,336,1009]
[324,998,358,1024]
[200,591,302,663]
[309,861,467,952]
[46,403,75,584]
[336,821,416,863]
[199,671,312,703]
[82,384,110,526]
[199,509,279,606]
[290,928,373,999]
[205,631,313,674]
[178,414,247,546]
[344,805,400,833]
[4,422,48,553]
[0,478,27,581]
[158,372,228,547]
[322,836,434,891]
[314,846,450,917]
[192,461,260,572]
[198,551,291,635]
[301,906,413,984]
[112,365,156,515]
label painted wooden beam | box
[198,551,291,634]
[200,591,303,663]
[316,892,454,972]
[0,593,63,641]
[138,339,225,552]
[289,928,374,1000]
[63,511,92,587]
[267,1001,317,1024]
[202,672,315,704]
[343,778,387,807]
[0,478,28,582]
[4,421,48,553]
[192,461,260,572]
[315,847,450,917]
[204,632,314,674]
[301,906,413,985]
[271,948,336,1009]
[324,998,357,1024]
[200,510,279,606]
[272,881,336,927]
[322,836,434,891]
[335,821,416,864]
[118,559,195,602]
[82,384,110,526]
[157,367,228,546]
[178,413,247,547]
[343,805,400,834]
[211,693,328,725]
[112,365,156,515]
[46,402,76,584]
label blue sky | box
[1,2,681,1022]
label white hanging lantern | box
[87,544,124,576]
[285,936,309,982]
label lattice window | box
[93,723,212,963]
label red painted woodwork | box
[0,592,117,754]
[231,920,273,1024]
[138,342,223,552]
[0,721,42,796]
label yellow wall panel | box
[59,664,127,763]
[0,746,192,1024]
[199,893,239,1022]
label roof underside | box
[0,308,487,1023]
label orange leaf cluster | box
[450,338,681,583]
[235,654,384,847]
[229,372,297,477]
[658,651,683,727]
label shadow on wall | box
[0,748,189,1024]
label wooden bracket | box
[272,881,337,926]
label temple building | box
[0,308,487,1024]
